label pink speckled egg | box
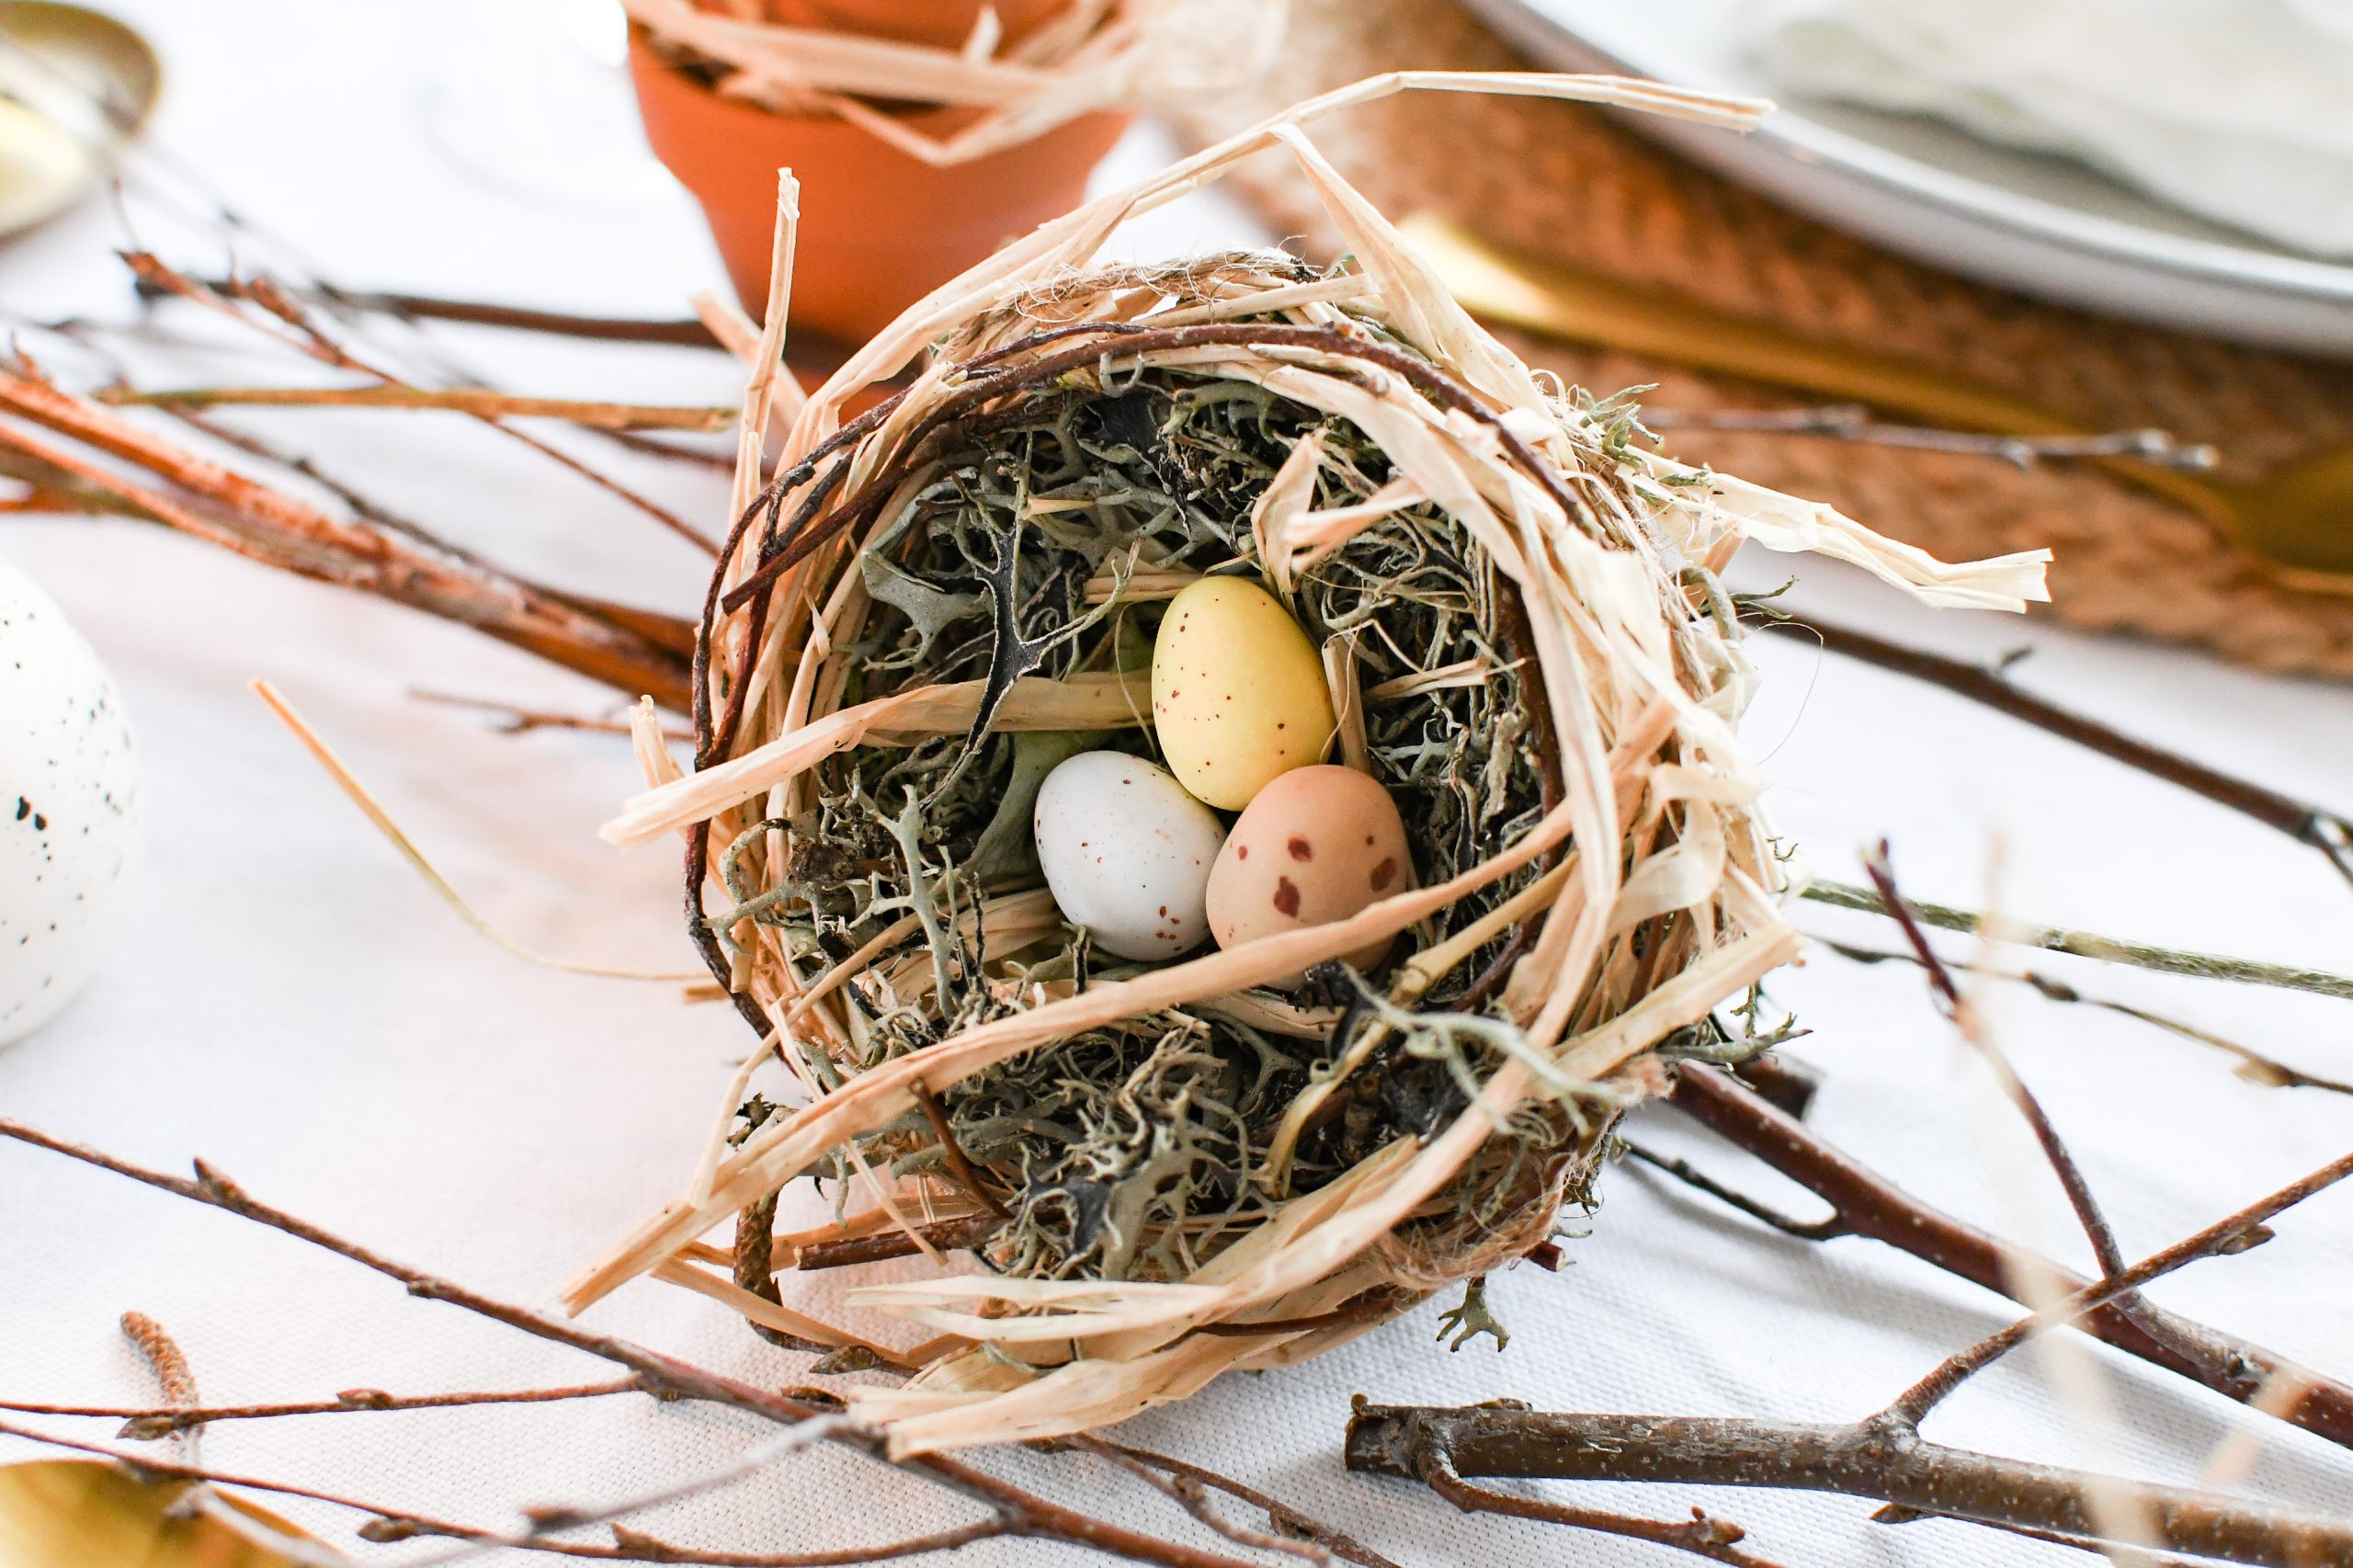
[1204,765,1410,986]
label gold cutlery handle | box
[1404,214,2353,588]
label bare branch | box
[1049,1438,1403,1568]
[1802,878,2353,1000]
[1817,938,2353,1099]
[1057,1437,1326,1564]
[410,688,692,742]
[0,1115,1262,1568]
[1887,1144,2353,1424]
[1650,403,2217,472]
[1750,611,2353,893]
[1620,1139,1849,1241]
[0,1415,1005,1567]
[128,256,719,555]
[1347,1402,2353,1566]
[1,1377,643,1438]
[1861,840,2129,1280]
[97,382,733,432]
[1419,1459,1786,1568]
[1665,1066,2353,1451]
[0,364,697,709]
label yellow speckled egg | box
[1205,765,1413,986]
[1150,576,1334,811]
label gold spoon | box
[1404,214,2353,592]
[0,1,159,239]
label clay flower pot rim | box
[632,31,989,133]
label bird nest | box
[568,72,2050,1456]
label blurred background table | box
[3,3,2351,1564]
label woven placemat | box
[1165,0,2353,677]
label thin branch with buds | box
[1662,1064,2353,1450]
[1748,608,2353,892]
[1802,878,2353,999]
[95,382,734,432]
[1860,841,2131,1280]
[0,1115,1268,1568]
[1816,938,2353,1099]
[1,1376,644,1439]
[1346,1399,2353,1565]
[0,1415,1009,1567]
[1351,1145,2353,1562]
[1650,403,2219,472]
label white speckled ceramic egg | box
[1033,750,1224,962]
[2,555,142,1045]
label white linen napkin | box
[1744,0,2353,256]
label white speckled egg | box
[2,555,142,1045]
[1033,751,1224,962]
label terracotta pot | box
[628,32,1132,345]
[761,0,1071,51]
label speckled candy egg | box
[1205,765,1411,986]
[1033,750,1225,962]
[1150,576,1334,811]
[2,556,141,1045]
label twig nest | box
[577,71,2049,1456]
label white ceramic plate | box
[1461,0,2353,359]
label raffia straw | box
[732,172,803,530]
[568,67,2051,1454]
[251,681,702,982]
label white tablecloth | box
[6,4,2353,1563]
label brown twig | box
[1416,1461,1785,1568]
[97,382,734,431]
[1651,403,2218,472]
[1044,1437,1404,1568]
[1346,1402,2353,1566]
[1860,840,2130,1281]
[0,364,696,710]
[1889,1143,2353,1425]
[130,256,720,556]
[0,1115,1261,1568]
[130,275,870,387]
[1620,1140,1849,1242]
[1,1376,644,1439]
[1802,878,2353,999]
[159,403,505,573]
[1665,1065,2353,1450]
[410,688,693,742]
[907,1076,1008,1219]
[1055,1437,1327,1563]
[790,1212,1004,1270]
[1750,609,2353,892]
[606,428,739,471]
[133,274,730,348]
[0,1415,1006,1567]
[1366,1129,2353,1559]
[1818,937,2353,1098]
